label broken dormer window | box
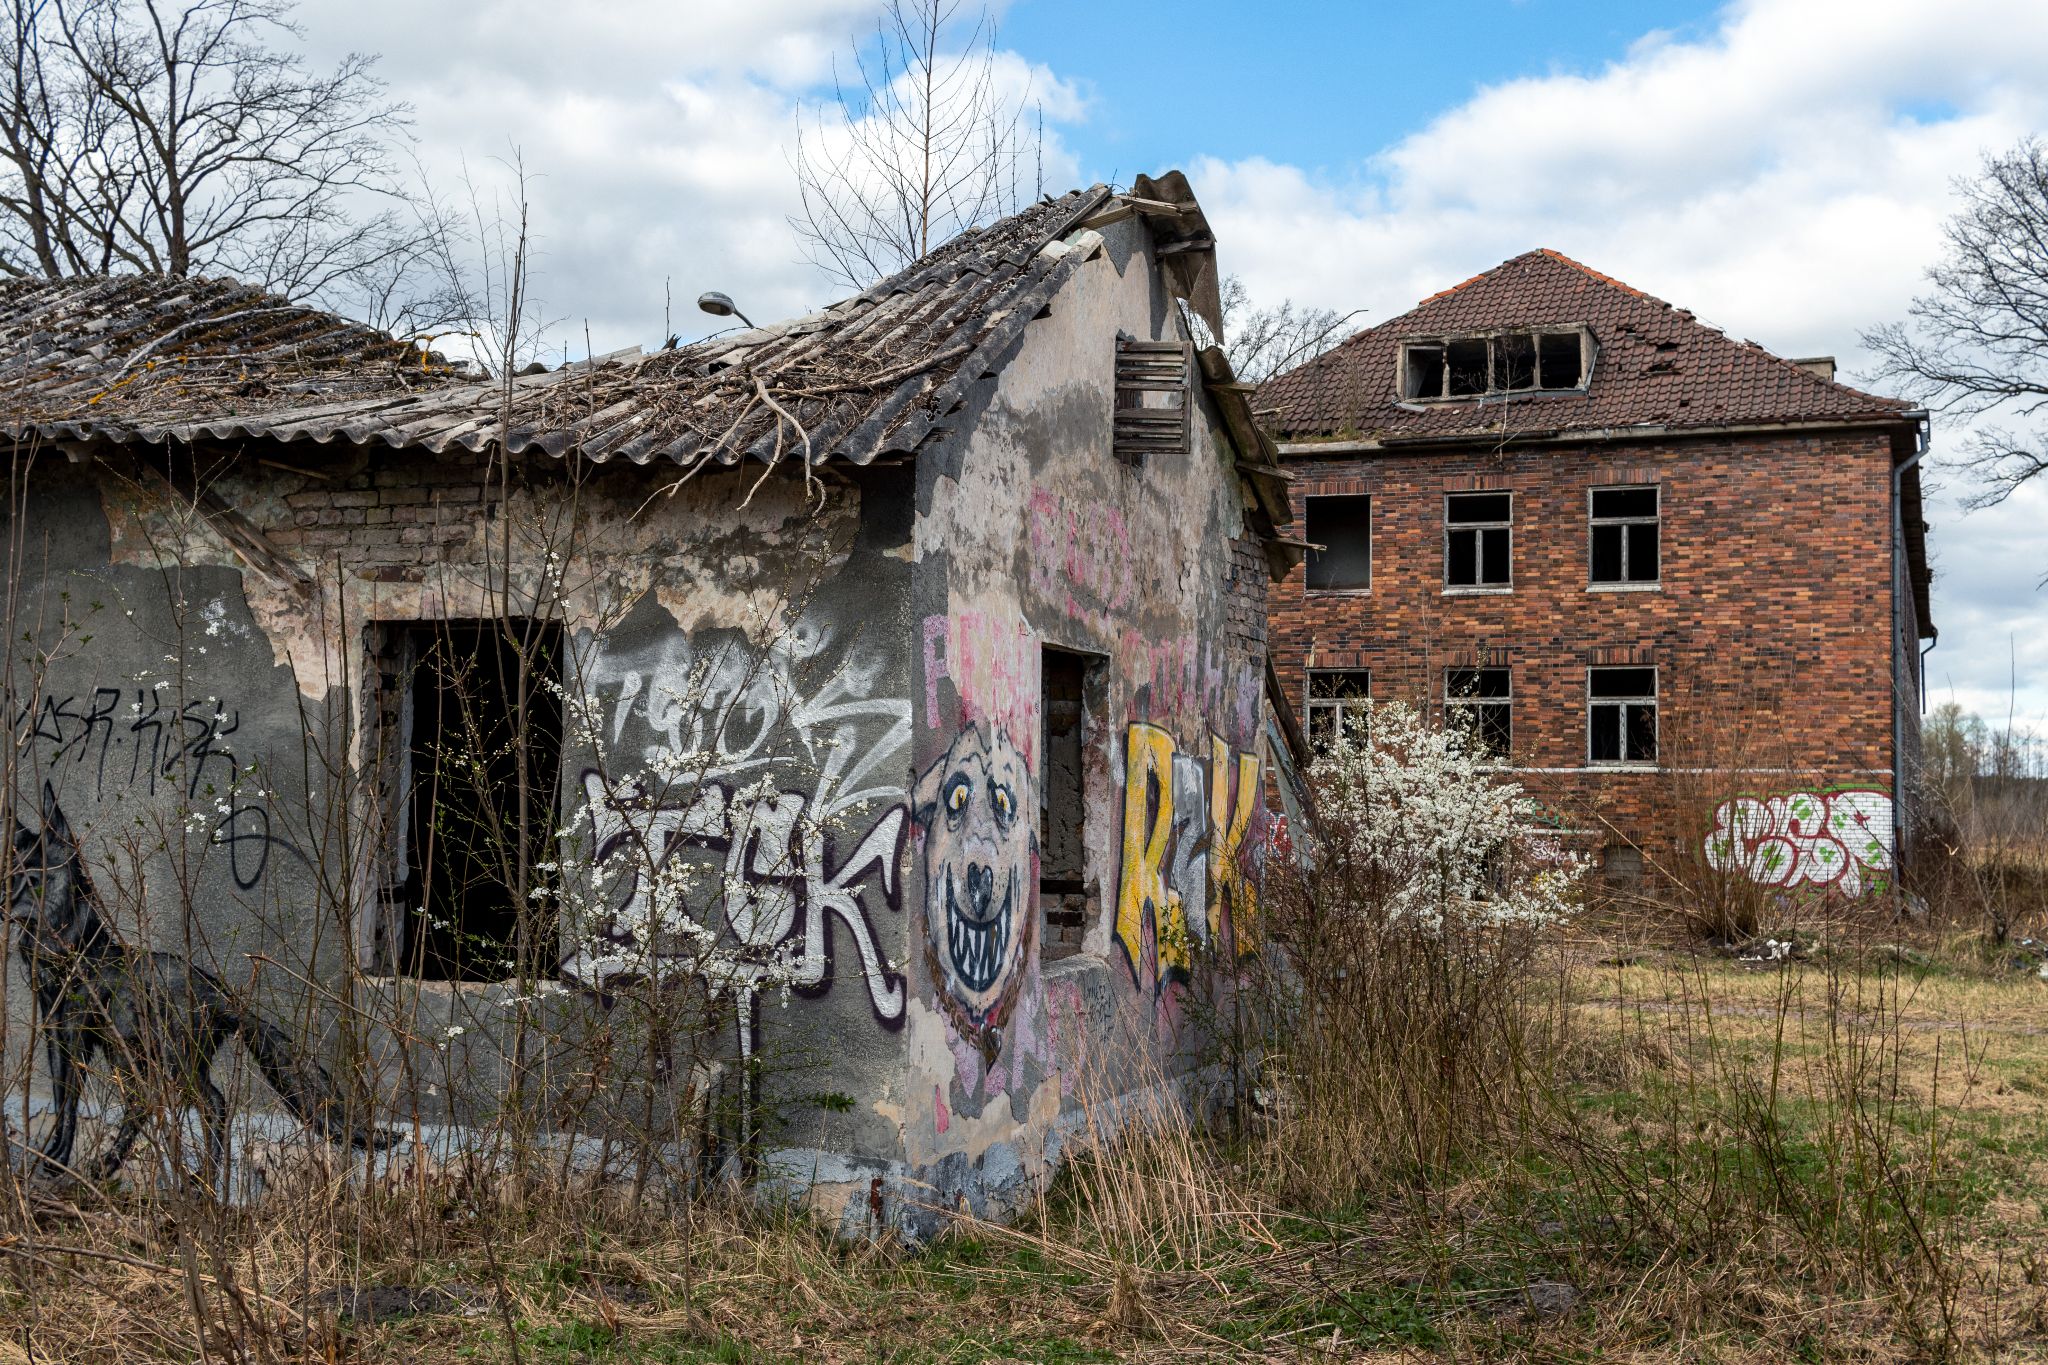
[1113,338,1192,467]
[1400,328,1590,400]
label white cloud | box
[1192,0,2048,733]
[291,0,1078,356]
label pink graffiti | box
[922,611,1038,764]
[1705,788,1894,897]
[1028,488,1135,615]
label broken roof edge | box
[1271,409,1926,456]
[1196,344,1301,582]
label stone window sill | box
[1587,582,1662,593]
[1442,586,1512,596]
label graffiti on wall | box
[921,610,1037,762]
[561,624,913,1045]
[1115,724,1261,995]
[14,685,300,888]
[1026,488,1142,621]
[7,783,391,1181]
[1704,787,1894,897]
[913,724,1037,1059]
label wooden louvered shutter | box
[1113,339,1192,468]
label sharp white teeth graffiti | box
[914,724,1036,1047]
[944,862,1013,993]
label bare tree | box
[791,0,1034,289]
[1218,274,1363,385]
[0,0,430,307]
[1865,137,2048,507]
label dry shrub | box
[1231,702,1582,1205]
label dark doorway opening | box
[400,619,565,981]
[1041,646,1099,961]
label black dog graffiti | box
[913,725,1036,1058]
[6,785,392,1184]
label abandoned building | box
[1258,248,1935,891]
[0,172,1300,1232]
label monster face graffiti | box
[914,725,1036,1048]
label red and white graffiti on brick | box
[1704,788,1893,897]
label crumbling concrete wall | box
[2,225,1273,1229]
[878,214,1271,1231]
[3,439,918,1184]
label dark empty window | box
[1446,492,1512,588]
[1499,332,1536,390]
[1403,344,1445,399]
[1306,670,1372,750]
[1445,667,1512,760]
[1401,329,1589,399]
[1304,494,1371,591]
[1538,331,1583,389]
[1590,486,1660,584]
[1588,666,1657,764]
[399,619,564,981]
[1447,338,1489,396]
[1040,647,1092,963]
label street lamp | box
[697,290,756,330]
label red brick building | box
[1257,249,1935,893]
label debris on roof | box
[0,189,1123,471]
[1258,249,1913,444]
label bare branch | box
[790,0,1034,289]
[1863,136,2048,506]
[0,0,453,319]
[1214,274,1365,385]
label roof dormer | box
[1398,326,1594,402]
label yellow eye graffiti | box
[947,782,970,812]
[993,786,1013,819]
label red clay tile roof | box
[1258,249,1913,444]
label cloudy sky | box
[293,0,2048,732]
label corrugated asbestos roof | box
[1258,249,1914,444]
[0,187,1120,469]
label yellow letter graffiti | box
[1208,735,1259,952]
[1115,722,1177,987]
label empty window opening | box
[1113,338,1192,467]
[1447,337,1490,396]
[1588,666,1658,765]
[1498,332,1536,390]
[396,619,565,981]
[1304,494,1371,591]
[1590,485,1660,584]
[1306,670,1372,751]
[1446,667,1512,760]
[1446,492,1512,588]
[1401,328,1590,400]
[1403,344,1445,399]
[1040,647,1099,962]
[1538,331,1583,389]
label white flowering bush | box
[1240,701,1586,1196]
[1305,700,1584,932]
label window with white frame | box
[1445,667,1511,759]
[1401,328,1589,400]
[1445,492,1512,588]
[1588,666,1658,764]
[1306,670,1372,749]
[1590,486,1660,584]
